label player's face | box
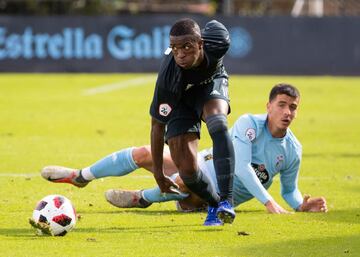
[267,94,300,137]
[170,35,203,70]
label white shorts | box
[197,148,219,193]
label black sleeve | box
[149,83,178,124]
[202,20,230,59]
[149,55,180,124]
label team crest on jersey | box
[203,154,213,161]
[159,103,172,117]
[251,163,269,184]
[275,155,284,169]
[245,128,256,141]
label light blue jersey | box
[86,113,303,210]
[198,113,303,210]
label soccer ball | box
[31,194,76,236]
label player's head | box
[267,83,300,137]
[269,83,300,102]
[169,18,203,70]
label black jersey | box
[150,20,230,124]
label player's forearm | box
[279,158,302,210]
[233,138,273,204]
[150,118,166,177]
[236,162,273,204]
[281,189,303,210]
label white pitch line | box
[83,75,156,96]
[0,173,153,179]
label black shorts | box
[165,76,230,141]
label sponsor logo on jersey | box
[159,103,172,117]
[251,163,269,184]
[245,128,256,141]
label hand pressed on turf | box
[265,199,292,214]
[298,195,328,212]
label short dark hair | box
[170,18,201,38]
[269,83,300,102]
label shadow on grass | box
[73,223,225,234]
[77,208,263,215]
[77,209,186,215]
[226,234,360,257]
[1,224,217,238]
[0,228,42,239]
[309,208,360,225]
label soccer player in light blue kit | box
[42,83,327,221]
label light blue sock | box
[142,174,189,203]
[89,147,139,178]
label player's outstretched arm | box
[265,199,292,214]
[151,118,179,194]
[297,195,327,212]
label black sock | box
[181,170,220,208]
[212,130,235,202]
[206,114,235,203]
[75,170,89,183]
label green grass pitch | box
[0,74,359,257]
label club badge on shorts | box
[159,103,172,117]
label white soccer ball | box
[32,194,76,236]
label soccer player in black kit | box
[150,18,235,226]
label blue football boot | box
[203,206,223,226]
[216,200,236,224]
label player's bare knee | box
[132,146,151,166]
[169,147,197,172]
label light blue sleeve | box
[280,152,303,210]
[233,115,273,205]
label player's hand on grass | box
[265,199,292,214]
[154,173,180,194]
[298,195,327,212]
